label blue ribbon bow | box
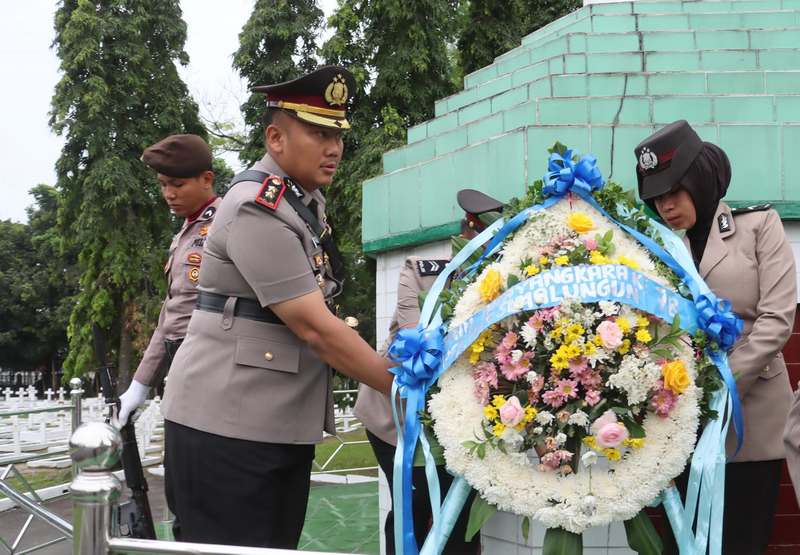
[543,150,605,197]
[388,326,445,391]
[695,294,743,352]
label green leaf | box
[549,141,568,156]
[625,419,646,439]
[522,517,531,543]
[466,495,497,541]
[507,274,520,288]
[413,427,445,466]
[542,527,583,555]
[624,510,663,555]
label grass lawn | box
[0,467,72,499]
[313,428,379,476]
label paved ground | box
[0,474,380,554]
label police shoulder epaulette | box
[416,259,449,277]
[198,205,216,221]
[731,203,771,216]
[254,175,286,210]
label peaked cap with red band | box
[252,66,355,130]
[457,188,505,232]
[635,119,704,201]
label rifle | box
[92,325,157,539]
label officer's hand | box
[118,380,150,426]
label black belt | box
[196,291,284,325]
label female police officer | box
[636,120,796,554]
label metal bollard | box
[69,421,122,555]
[69,377,83,432]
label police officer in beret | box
[118,134,219,425]
[355,189,503,554]
[636,120,796,555]
[160,67,394,549]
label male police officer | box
[160,67,393,549]
[118,134,219,425]
[355,189,503,554]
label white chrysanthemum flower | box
[536,411,555,425]
[521,324,538,348]
[511,349,524,363]
[598,301,619,316]
[568,410,590,428]
[555,433,567,446]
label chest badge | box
[188,267,200,284]
[187,252,202,265]
[255,176,286,210]
[718,213,731,233]
[199,225,209,237]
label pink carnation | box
[596,320,623,349]
[540,449,573,470]
[583,237,598,251]
[584,389,602,406]
[472,362,499,405]
[650,380,679,417]
[499,351,533,381]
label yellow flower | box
[514,422,526,432]
[492,395,507,408]
[550,350,570,371]
[525,264,540,277]
[589,250,609,265]
[554,255,569,266]
[479,269,503,303]
[618,339,631,355]
[468,329,492,365]
[636,316,649,328]
[603,448,622,461]
[567,212,595,233]
[616,317,631,333]
[662,360,691,395]
[524,406,537,423]
[483,405,498,420]
[565,344,582,359]
[583,341,596,356]
[616,255,639,270]
[593,335,603,346]
[635,329,652,343]
[493,423,506,437]
[624,438,645,449]
[565,323,584,343]
[582,436,597,448]
[539,256,550,266]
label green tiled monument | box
[362,0,800,255]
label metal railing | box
[312,389,376,476]
[0,378,84,554]
[69,421,353,555]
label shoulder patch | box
[199,205,216,221]
[717,212,731,233]
[416,259,449,277]
[731,203,772,216]
[255,176,287,210]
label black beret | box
[142,134,213,178]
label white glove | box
[118,380,150,426]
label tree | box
[233,0,324,165]
[458,0,581,76]
[50,0,205,385]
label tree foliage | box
[50,0,205,384]
[233,0,324,165]
[458,0,581,76]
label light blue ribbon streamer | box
[389,149,742,555]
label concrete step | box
[434,46,800,120]
[394,93,800,173]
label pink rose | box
[590,410,618,434]
[583,237,598,251]
[596,422,629,448]
[596,320,623,349]
[499,396,524,427]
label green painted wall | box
[362,0,800,254]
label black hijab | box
[680,143,731,267]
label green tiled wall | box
[363,0,800,253]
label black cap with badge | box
[457,189,505,232]
[252,66,356,130]
[635,120,704,203]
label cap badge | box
[638,147,658,171]
[325,74,349,106]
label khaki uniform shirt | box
[687,203,796,462]
[133,198,221,387]
[161,153,342,444]
[354,256,448,445]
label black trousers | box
[164,420,315,548]
[367,430,480,555]
[659,459,782,555]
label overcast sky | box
[0,1,336,223]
